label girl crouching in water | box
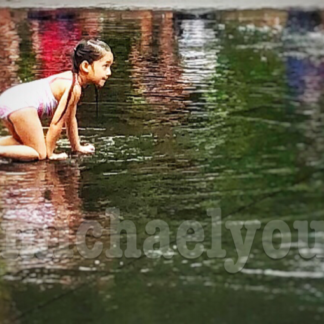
[0,39,113,161]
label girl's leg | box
[0,135,21,146]
[0,108,47,161]
[0,120,22,145]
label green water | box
[1,8,324,323]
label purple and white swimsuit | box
[0,75,58,120]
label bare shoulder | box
[71,83,82,107]
[50,71,81,102]
[72,83,82,97]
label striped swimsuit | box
[0,75,58,120]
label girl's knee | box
[38,150,47,160]
[33,143,47,160]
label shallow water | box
[1,7,324,323]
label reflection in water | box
[221,9,287,28]
[129,11,191,123]
[29,9,103,78]
[1,161,82,273]
[0,9,21,93]
[284,10,324,104]
[1,7,324,324]
[0,161,113,321]
[177,17,219,86]
[283,10,324,170]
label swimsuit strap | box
[48,71,81,87]
[72,71,81,87]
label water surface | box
[1,7,324,323]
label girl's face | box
[89,51,114,88]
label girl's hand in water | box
[77,144,95,155]
[49,152,68,161]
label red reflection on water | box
[29,10,102,78]
[29,11,81,77]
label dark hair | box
[56,39,112,125]
[72,39,111,73]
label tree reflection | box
[0,9,21,93]
[129,11,191,124]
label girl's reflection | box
[1,161,82,271]
[0,160,112,282]
[0,159,115,321]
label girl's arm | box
[65,116,81,152]
[46,85,81,159]
[65,113,95,155]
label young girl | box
[0,39,113,161]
